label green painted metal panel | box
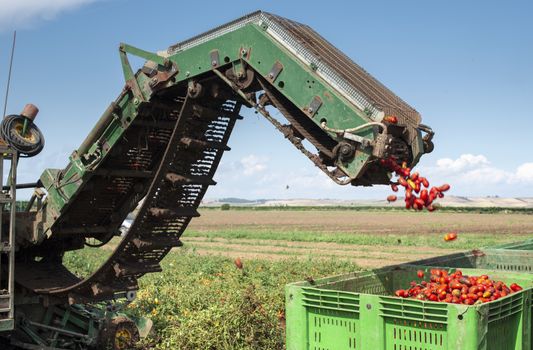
[166,23,375,176]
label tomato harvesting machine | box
[0,11,434,349]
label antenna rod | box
[3,31,16,118]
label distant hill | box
[202,196,533,208]
[217,198,267,204]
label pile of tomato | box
[394,269,523,305]
[381,158,450,211]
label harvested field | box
[191,209,533,235]
[185,237,459,268]
[181,209,533,266]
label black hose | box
[0,114,45,157]
[2,180,42,190]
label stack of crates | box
[407,244,532,273]
[286,240,533,349]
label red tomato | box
[395,289,406,297]
[234,257,243,269]
[384,115,398,124]
[381,156,451,214]
[420,189,429,203]
[444,232,457,242]
[414,198,425,209]
[387,195,397,203]
[438,184,451,192]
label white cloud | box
[210,152,533,200]
[215,154,268,180]
[515,163,533,182]
[0,0,97,31]
[435,154,490,173]
[240,154,268,176]
[420,154,533,192]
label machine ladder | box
[0,145,17,332]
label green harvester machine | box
[0,11,437,349]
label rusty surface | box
[266,61,283,82]
[20,104,39,121]
[16,83,241,301]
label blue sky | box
[0,0,532,200]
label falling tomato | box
[439,184,451,192]
[444,232,458,241]
[380,157,451,212]
[420,189,429,203]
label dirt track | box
[184,237,460,268]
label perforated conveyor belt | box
[263,12,421,125]
[17,92,242,302]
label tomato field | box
[65,208,533,349]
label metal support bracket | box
[210,50,220,68]
[119,43,172,68]
[119,44,147,102]
[232,60,245,79]
[118,43,179,99]
[267,61,283,82]
[304,96,322,117]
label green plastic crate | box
[407,248,533,273]
[406,245,533,346]
[286,265,532,350]
[490,239,533,251]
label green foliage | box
[185,229,520,250]
[63,247,112,278]
[15,200,30,211]
[64,249,359,350]
[221,203,231,211]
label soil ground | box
[179,209,533,267]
